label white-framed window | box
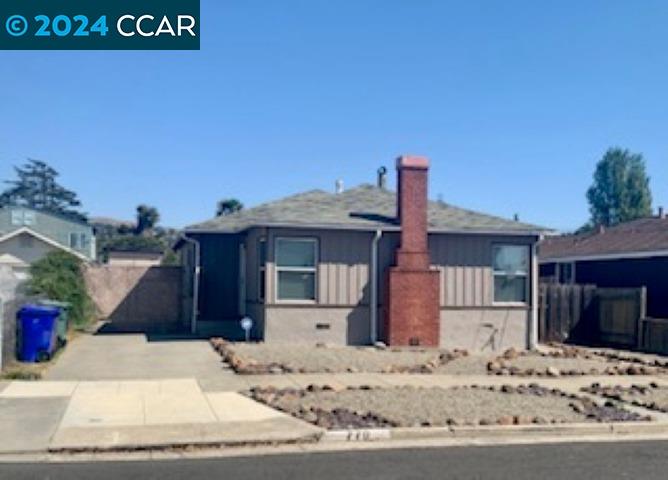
[80,233,88,249]
[557,262,575,284]
[258,237,267,301]
[11,210,22,225]
[275,237,317,302]
[492,244,529,304]
[23,211,35,225]
[69,232,79,249]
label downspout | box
[370,229,382,344]
[529,235,542,350]
[180,234,200,335]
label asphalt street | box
[1,441,667,479]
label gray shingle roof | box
[186,184,548,235]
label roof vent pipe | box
[659,206,665,219]
[335,179,344,194]
[377,166,387,190]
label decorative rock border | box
[210,338,469,374]
[380,349,470,374]
[583,382,668,413]
[487,346,660,377]
[246,383,649,430]
[210,338,291,374]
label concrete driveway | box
[44,333,229,382]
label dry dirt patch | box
[247,384,648,430]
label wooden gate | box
[597,288,646,348]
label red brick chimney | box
[384,156,440,347]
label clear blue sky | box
[1,0,667,231]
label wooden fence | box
[640,318,668,354]
[539,284,646,349]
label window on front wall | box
[69,232,79,249]
[493,245,529,303]
[275,237,317,301]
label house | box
[106,249,163,267]
[176,156,548,351]
[0,206,95,277]
[539,211,668,318]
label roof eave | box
[540,249,668,263]
[184,222,547,237]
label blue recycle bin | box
[17,305,60,362]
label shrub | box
[27,251,94,329]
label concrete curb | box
[322,421,668,443]
[46,422,323,454]
[46,434,323,455]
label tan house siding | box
[429,234,534,308]
[264,228,373,306]
[190,228,536,350]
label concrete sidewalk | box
[3,372,668,457]
[0,379,322,454]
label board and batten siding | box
[377,233,534,308]
[264,228,373,306]
[430,234,535,308]
[258,229,535,309]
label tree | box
[216,198,243,217]
[135,204,160,235]
[0,159,86,221]
[585,148,652,228]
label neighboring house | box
[176,157,549,351]
[0,206,95,277]
[107,249,163,267]
[539,212,668,318]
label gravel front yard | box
[488,346,662,377]
[211,339,663,376]
[248,385,649,429]
[504,355,613,374]
[227,343,442,372]
[212,339,486,374]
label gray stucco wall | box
[264,306,370,345]
[440,309,529,352]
